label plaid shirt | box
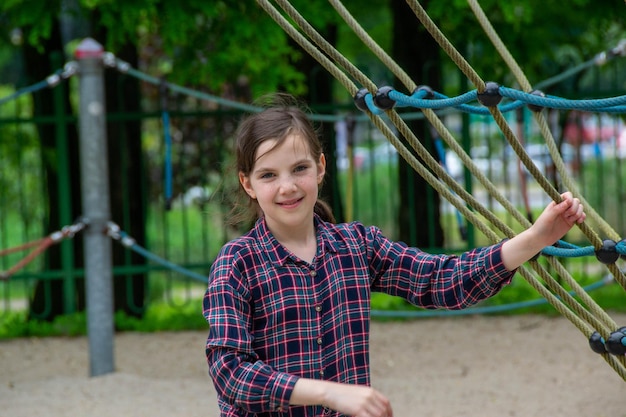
[203,215,513,417]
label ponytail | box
[314,199,336,224]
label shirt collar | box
[251,214,340,267]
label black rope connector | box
[412,85,435,99]
[476,81,502,107]
[527,89,546,112]
[588,331,607,354]
[595,239,620,265]
[605,327,626,356]
[354,88,370,112]
[373,86,396,110]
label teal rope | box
[119,54,626,117]
[0,76,59,107]
[433,91,525,115]
[540,239,626,259]
[391,89,479,110]
[541,241,596,258]
[107,226,613,317]
[500,86,626,111]
[2,54,614,120]
[124,67,340,122]
[382,87,626,114]
[112,230,208,283]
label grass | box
[0,300,208,339]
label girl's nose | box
[278,176,297,193]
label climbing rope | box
[463,0,626,370]
[465,0,622,245]
[255,0,626,378]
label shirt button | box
[315,305,322,312]
[319,370,325,377]
[310,270,317,277]
[317,337,323,345]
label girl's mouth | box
[278,197,304,208]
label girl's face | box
[239,133,325,235]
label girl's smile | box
[278,197,304,208]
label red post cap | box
[75,38,104,59]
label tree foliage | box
[426,0,625,91]
[2,0,623,98]
[1,1,305,96]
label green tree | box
[0,0,343,320]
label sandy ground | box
[1,314,625,417]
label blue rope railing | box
[103,221,615,318]
[106,222,208,283]
[371,275,613,318]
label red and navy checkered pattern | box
[203,215,513,417]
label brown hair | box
[230,94,335,225]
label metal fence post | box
[75,38,114,377]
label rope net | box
[256,0,626,379]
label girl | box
[203,95,586,417]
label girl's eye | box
[294,165,308,172]
[260,172,274,179]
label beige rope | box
[327,0,416,91]
[271,0,377,92]
[404,0,611,248]
[326,0,545,234]
[256,0,358,95]
[326,0,548,234]
[256,0,626,378]
[408,0,626,370]
[404,0,485,90]
[389,109,620,334]
[466,0,617,244]
[383,109,626,379]
[465,0,626,291]
[400,0,624,337]
[535,115,619,241]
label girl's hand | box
[323,383,393,417]
[501,191,586,270]
[291,378,393,417]
[531,191,586,247]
